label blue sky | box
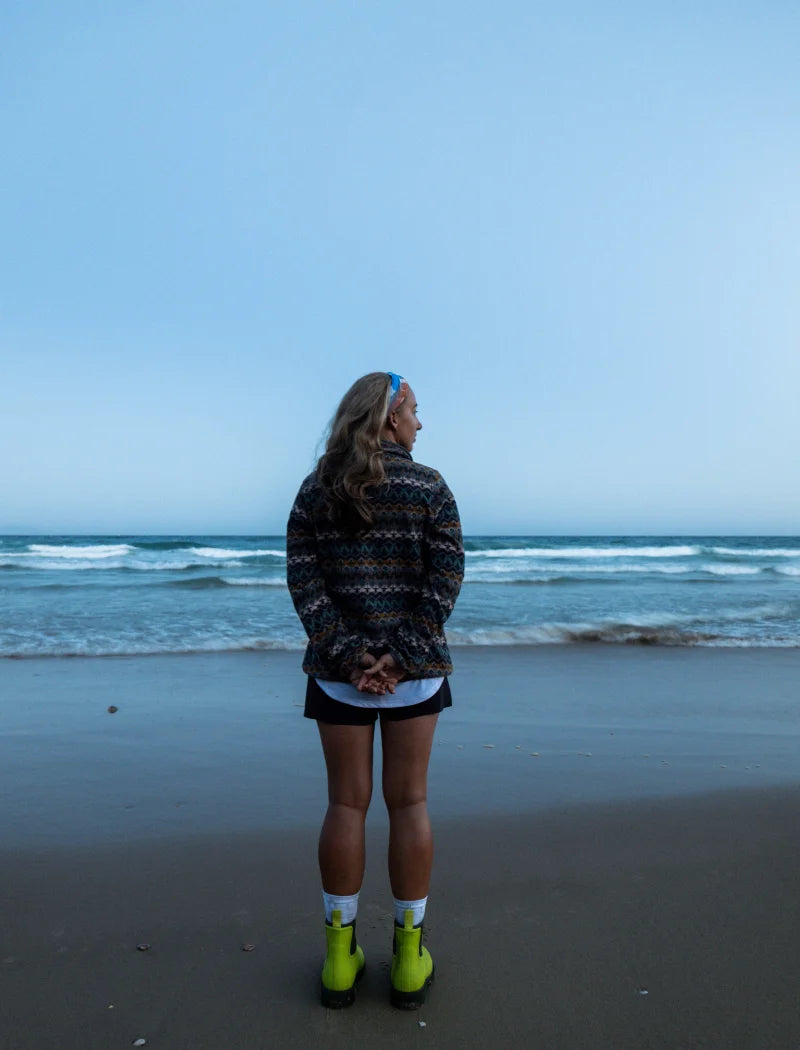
[2,1,798,534]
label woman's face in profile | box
[393,388,422,452]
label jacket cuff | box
[386,631,423,676]
[335,637,369,679]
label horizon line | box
[2,531,800,539]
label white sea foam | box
[446,603,793,649]
[190,547,285,559]
[698,637,800,647]
[776,566,800,576]
[10,559,130,571]
[221,577,287,587]
[140,559,243,571]
[5,555,248,572]
[464,562,692,580]
[0,634,307,658]
[445,614,796,647]
[27,544,134,558]
[466,545,700,559]
[561,563,692,574]
[464,573,569,584]
[701,564,762,576]
[711,547,800,558]
[446,624,574,646]
[446,621,703,646]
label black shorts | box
[304,676,452,725]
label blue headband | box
[386,371,409,410]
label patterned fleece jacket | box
[286,440,464,681]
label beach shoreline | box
[3,645,800,846]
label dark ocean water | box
[1,535,799,657]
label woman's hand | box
[348,653,387,694]
[356,653,404,694]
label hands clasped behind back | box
[347,652,404,695]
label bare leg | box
[381,713,439,900]
[317,721,375,895]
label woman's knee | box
[383,779,427,813]
[380,714,437,812]
[328,778,373,813]
[319,722,375,812]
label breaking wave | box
[445,622,788,647]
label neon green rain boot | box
[390,909,434,1009]
[320,909,366,1008]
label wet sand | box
[2,647,800,1047]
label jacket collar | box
[380,439,413,461]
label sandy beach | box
[3,646,800,1048]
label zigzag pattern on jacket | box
[286,441,465,680]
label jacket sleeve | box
[286,484,367,677]
[387,479,465,675]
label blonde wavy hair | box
[316,372,394,529]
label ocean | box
[1,535,799,658]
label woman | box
[286,371,464,1009]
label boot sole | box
[390,965,434,1010]
[320,961,365,1009]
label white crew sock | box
[322,890,359,925]
[394,896,427,927]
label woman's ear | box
[386,410,398,432]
